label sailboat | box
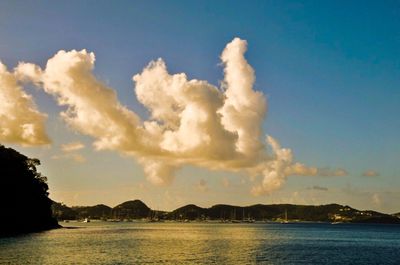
[231,208,241,223]
[242,209,255,223]
[281,209,289,224]
[148,210,159,222]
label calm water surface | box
[0,222,399,264]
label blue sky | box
[1,1,399,212]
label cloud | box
[285,164,348,177]
[71,153,86,163]
[9,37,346,195]
[196,179,209,192]
[362,170,379,177]
[222,177,230,188]
[317,168,348,177]
[139,158,176,186]
[61,141,85,152]
[218,38,266,156]
[0,62,50,146]
[52,141,86,163]
[250,135,293,195]
[308,185,328,191]
[51,153,86,163]
[285,163,318,176]
[372,193,382,206]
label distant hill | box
[72,204,112,220]
[52,199,153,220]
[52,202,78,220]
[169,204,208,220]
[0,145,59,236]
[172,203,345,221]
[52,199,400,224]
[392,212,400,218]
[207,204,400,224]
[112,200,151,219]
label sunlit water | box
[1,222,399,264]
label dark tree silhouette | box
[0,145,59,236]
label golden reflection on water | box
[3,222,267,264]
[2,222,398,264]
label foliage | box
[72,204,112,220]
[53,199,400,224]
[0,145,59,236]
[112,200,151,219]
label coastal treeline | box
[53,199,400,224]
[0,145,59,236]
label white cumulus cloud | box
[0,62,50,146]
[7,37,346,195]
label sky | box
[0,0,399,213]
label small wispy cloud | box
[285,164,348,177]
[372,193,382,206]
[196,179,209,192]
[222,177,230,188]
[308,185,328,191]
[53,141,86,163]
[362,170,379,177]
[51,153,86,163]
[317,168,348,177]
[61,141,85,152]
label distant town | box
[52,200,400,224]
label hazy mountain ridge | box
[52,200,400,224]
[72,204,112,219]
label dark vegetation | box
[112,200,151,219]
[72,204,112,220]
[53,199,400,224]
[0,145,59,236]
[393,212,400,218]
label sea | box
[0,221,399,264]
